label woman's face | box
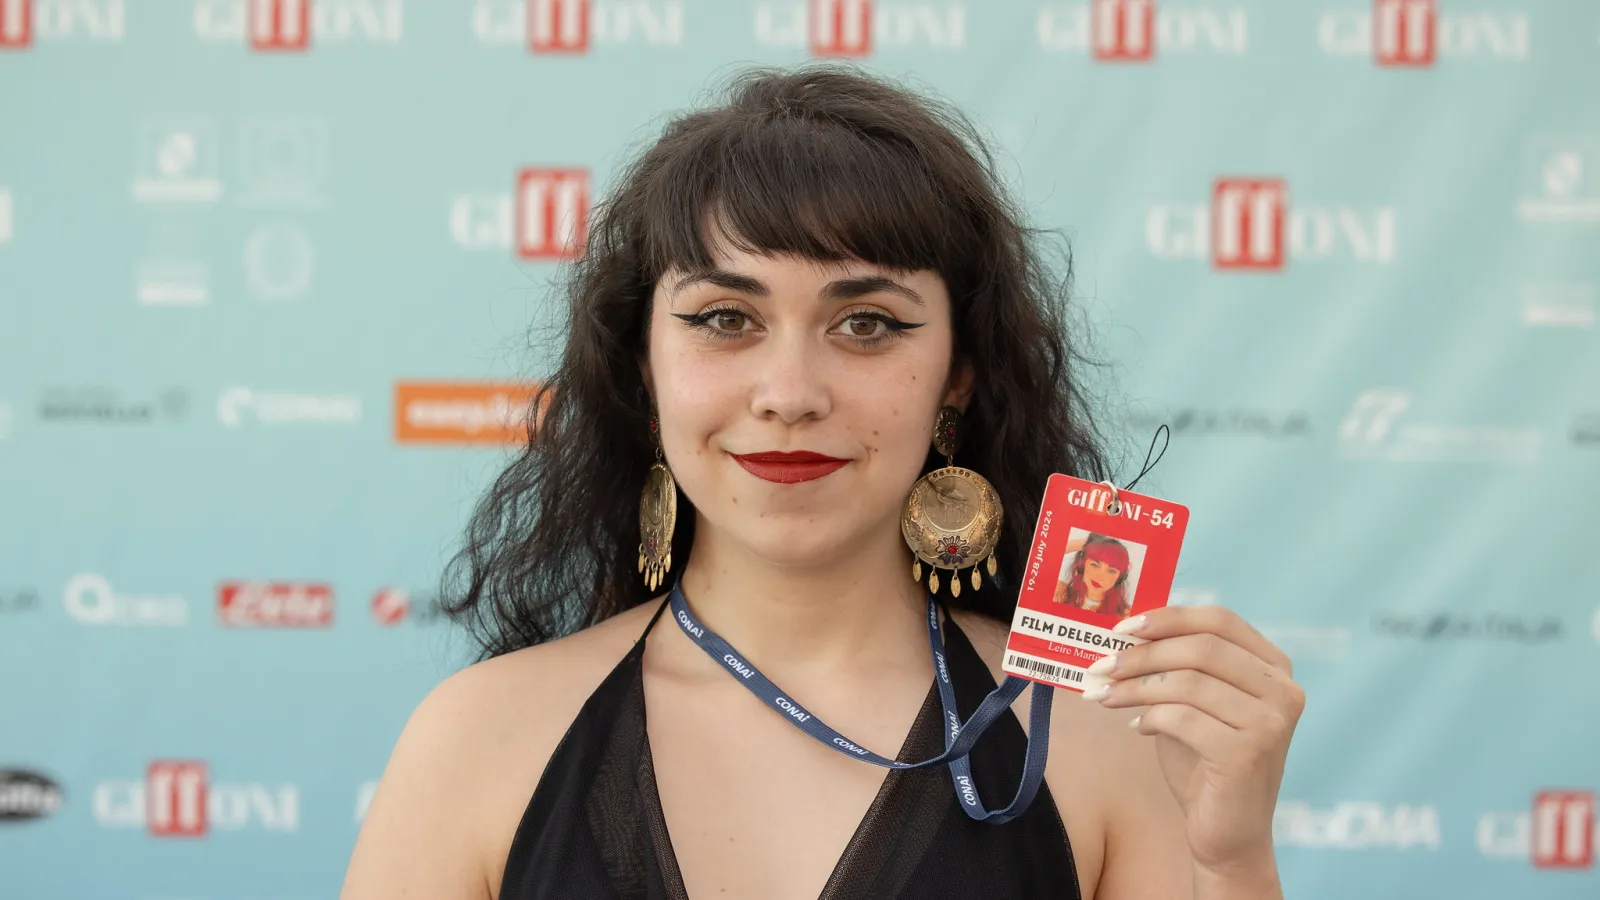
[642,240,967,570]
[1083,556,1122,597]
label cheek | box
[649,334,740,443]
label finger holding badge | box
[1002,471,1304,883]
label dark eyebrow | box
[666,269,925,307]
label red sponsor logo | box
[370,587,410,625]
[1532,790,1596,870]
[217,581,334,627]
[1092,0,1153,61]
[811,0,870,57]
[0,0,30,48]
[251,0,310,50]
[147,761,209,837]
[528,0,587,52]
[516,168,588,259]
[1374,0,1432,66]
[1211,177,1286,271]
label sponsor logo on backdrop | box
[1148,178,1395,269]
[1168,587,1218,606]
[0,768,64,821]
[1275,801,1441,850]
[370,587,448,625]
[0,0,125,48]
[449,192,511,249]
[516,168,587,259]
[216,387,361,427]
[243,222,316,301]
[1517,136,1600,224]
[63,574,189,627]
[136,216,210,307]
[473,0,684,51]
[1478,792,1597,869]
[0,587,39,613]
[754,0,966,55]
[394,381,547,444]
[1319,1,1528,65]
[1258,624,1352,663]
[1036,2,1248,58]
[236,115,329,210]
[1520,283,1596,328]
[450,172,589,257]
[1127,408,1311,439]
[193,0,403,48]
[94,761,298,835]
[1168,589,1349,662]
[136,260,209,306]
[1338,388,1542,464]
[218,581,334,627]
[0,186,11,241]
[39,387,189,424]
[132,117,223,204]
[1373,612,1563,644]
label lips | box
[730,451,849,484]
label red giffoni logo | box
[516,168,589,259]
[1532,790,1596,870]
[147,761,209,837]
[528,0,588,53]
[251,0,311,51]
[1092,0,1154,61]
[1211,178,1287,271]
[1374,0,1434,66]
[0,0,30,49]
[811,0,870,57]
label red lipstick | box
[730,451,849,484]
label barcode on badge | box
[1006,653,1084,684]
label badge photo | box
[1004,474,1190,693]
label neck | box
[672,511,930,676]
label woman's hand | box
[1082,606,1304,884]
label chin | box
[721,514,870,568]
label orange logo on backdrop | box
[394,382,549,445]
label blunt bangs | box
[635,110,982,284]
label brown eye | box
[713,311,747,332]
[845,315,881,337]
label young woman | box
[1052,534,1134,618]
[341,65,1305,900]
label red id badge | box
[1003,474,1190,694]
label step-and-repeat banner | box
[2,1,1597,897]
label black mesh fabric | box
[499,602,1081,900]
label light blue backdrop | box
[2,1,1597,897]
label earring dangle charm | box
[639,415,678,592]
[900,406,1003,599]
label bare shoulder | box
[949,610,1165,900]
[340,600,667,900]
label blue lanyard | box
[667,580,1053,824]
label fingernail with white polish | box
[1127,714,1143,730]
[1086,653,1119,676]
[1082,682,1111,702]
[1112,615,1147,635]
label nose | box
[748,328,833,425]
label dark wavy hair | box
[442,64,1114,661]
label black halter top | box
[498,601,1082,900]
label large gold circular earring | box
[900,406,1003,599]
[638,414,677,592]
